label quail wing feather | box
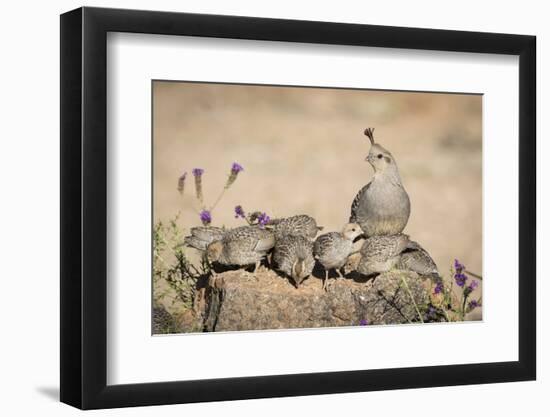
[273,235,315,280]
[349,183,370,224]
[360,234,410,261]
[398,240,439,277]
[271,215,321,239]
[184,226,225,250]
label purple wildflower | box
[226,162,244,188]
[192,168,204,177]
[231,162,244,174]
[257,212,270,228]
[192,168,205,202]
[433,281,444,295]
[424,306,438,321]
[454,272,467,287]
[177,172,187,195]
[468,300,479,310]
[453,259,468,287]
[463,279,479,297]
[199,210,212,225]
[234,205,246,219]
[359,319,369,326]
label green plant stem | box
[210,186,228,211]
[438,298,452,322]
[400,274,424,323]
[460,293,469,320]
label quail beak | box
[353,234,366,243]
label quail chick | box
[348,235,439,281]
[183,226,226,251]
[397,240,439,280]
[350,128,411,237]
[272,235,315,288]
[268,214,323,240]
[313,223,363,290]
[354,234,411,276]
[206,226,275,272]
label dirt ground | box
[153,81,483,306]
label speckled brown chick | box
[272,234,315,288]
[345,235,439,282]
[206,226,275,272]
[183,226,226,251]
[267,214,323,240]
[313,223,363,290]
[354,234,411,276]
[397,240,439,281]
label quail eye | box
[377,154,383,159]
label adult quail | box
[183,226,226,251]
[272,234,315,288]
[267,214,323,240]
[313,223,363,290]
[349,128,411,237]
[206,226,275,272]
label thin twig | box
[465,269,483,280]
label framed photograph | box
[60,6,536,409]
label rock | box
[153,304,205,334]
[173,308,204,333]
[203,268,431,332]
[152,306,176,334]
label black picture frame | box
[60,6,536,410]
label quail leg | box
[336,269,345,280]
[322,270,329,291]
[254,260,261,273]
[209,269,218,285]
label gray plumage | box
[397,240,439,280]
[183,226,225,251]
[268,214,322,240]
[350,128,410,237]
[313,223,363,290]
[206,226,275,268]
[346,234,439,279]
[354,234,411,276]
[272,235,315,287]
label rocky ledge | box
[202,268,432,332]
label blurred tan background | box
[153,81,482,277]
